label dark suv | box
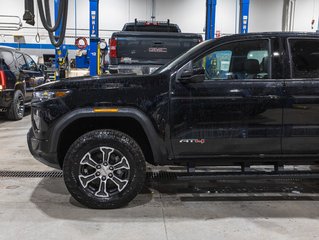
[28,33,319,209]
[0,46,45,120]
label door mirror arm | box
[178,65,205,84]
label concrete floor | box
[1,111,319,240]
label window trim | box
[14,51,27,70]
[287,37,319,80]
[24,53,38,71]
[0,50,15,70]
[188,38,273,82]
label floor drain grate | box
[0,171,178,180]
[146,171,177,182]
[0,171,63,178]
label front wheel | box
[6,90,25,120]
[63,129,146,209]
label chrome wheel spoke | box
[110,176,129,192]
[113,157,130,170]
[95,179,109,197]
[100,147,114,165]
[79,146,130,198]
[80,152,98,169]
[79,173,99,188]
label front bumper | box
[27,128,61,169]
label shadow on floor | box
[0,107,31,125]
[30,175,319,221]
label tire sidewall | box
[8,90,25,120]
[63,130,146,209]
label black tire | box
[6,90,25,121]
[63,129,146,209]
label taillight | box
[0,70,6,90]
[109,38,117,58]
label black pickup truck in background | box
[109,20,203,75]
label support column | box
[89,0,99,76]
[282,0,296,32]
[240,0,250,34]
[205,0,217,40]
[54,0,67,79]
[54,0,61,72]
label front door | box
[171,39,284,159]
[23,54,45,102]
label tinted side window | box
[0,51,16,71]
[15,52,27,70]
[193,40,270,81]
[290,39,319,78]
[24,54,37,71]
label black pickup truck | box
[109,20,203,74]
[28,32,319,209]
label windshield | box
[154,40,213,74]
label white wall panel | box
[294,0,319,32]
[249,0,284,32]
[0,0,318,56]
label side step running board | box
[176,171,319,181]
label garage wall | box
[215,0,238,35]
[294,0,319,32]
[249,0,284,32]
[0,0,318,57]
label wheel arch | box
[50,108,167,168]
[14,81,26,94]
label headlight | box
[32,90,70,101]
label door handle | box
[268,95,280,100]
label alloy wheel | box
[78,147,130,198]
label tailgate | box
[114,32,202,65]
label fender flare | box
[49,107,167,165]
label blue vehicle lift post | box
[54,0,67,79]
[54,0,61,73]
[240,0,250,34]
[89,0,99,76]
[205,0,217,40]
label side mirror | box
[178,67,205,84]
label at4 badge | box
[179,139,206,144]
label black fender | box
[49,107,168,165]
[14,81,26,96]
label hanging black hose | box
[37,0,68,47]
[23,0,35,25]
